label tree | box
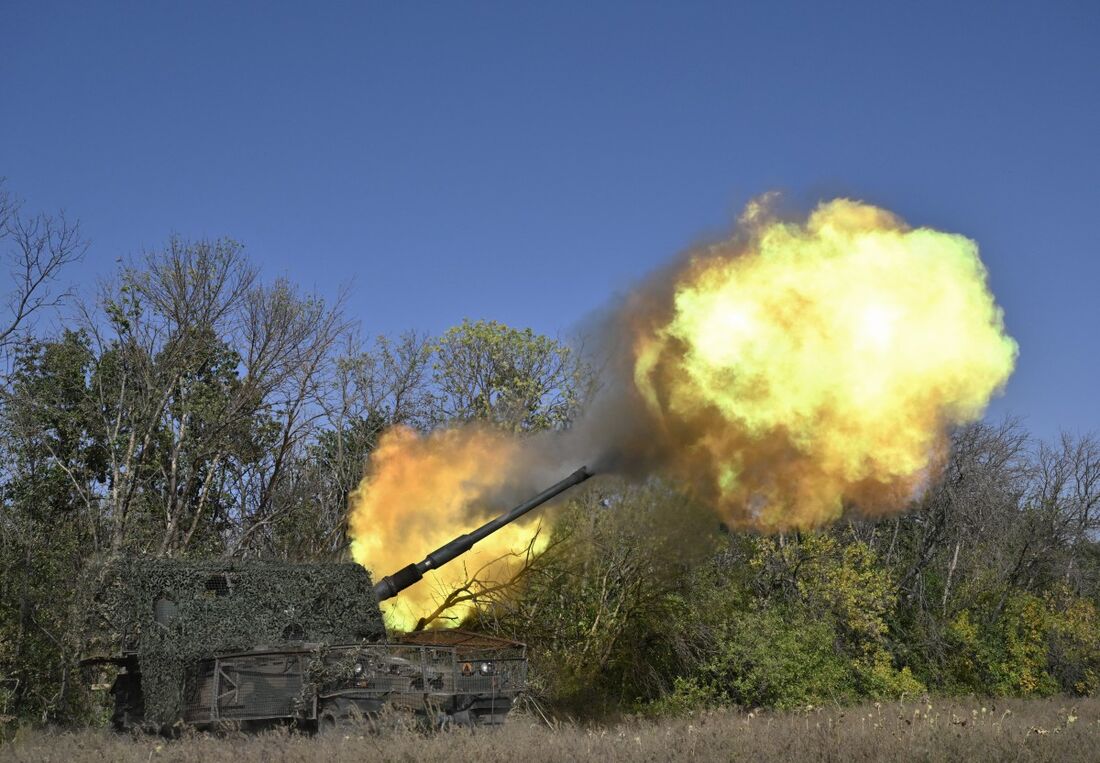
[0,331,101,723]
[1,238,351,558]
[0,181,86,367]
[72,239,263,555]
[0,183,85,725]
[432,319,586,431]
[260,330,435,561]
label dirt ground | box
[4,696,1099,762]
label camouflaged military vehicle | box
[80,467,592,733]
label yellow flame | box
[348,426,549,632]
[631,198,1017,528]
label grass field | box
[4,697,1099,762]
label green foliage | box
[433,319,585,431]
[645,676,721,716]
[943,587,1100,697]
[1,332,103,726]
[1045,588,1100,696]
[476,480,723,714]
[694,604,857,710]
[0,519,96,727]
[655,533,924,714]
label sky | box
[2,1,1097,442]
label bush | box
[946,588,1100,697]
[696,604,857,709]
[1045,589,1100,696]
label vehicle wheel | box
[317,710,340,736]
[316,707,360,736]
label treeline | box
[474,422,1100,715]
[1,184,1098,728]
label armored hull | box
[82,468,590,732]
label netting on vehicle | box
[80,558,386,726]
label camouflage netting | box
[78,557,386,726]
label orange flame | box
[348,426,548,631]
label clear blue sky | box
[3,1,1097,441]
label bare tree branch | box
[0,182,86,355]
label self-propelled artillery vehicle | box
[80,467,592,733]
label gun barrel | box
[373,466,593,602]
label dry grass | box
[4,697,1100,762]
